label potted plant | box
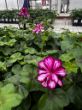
[70,9,82,26]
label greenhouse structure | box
[0,0,82,11]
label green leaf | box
[38,50,58,56]
[0,39,16,46]
[41,34,48,45]
[60,40,74,51]
[75,58,82,72]
[15,95,31,110]
[5,75,19,84]
[67,85,82,109]
[1,47,14,55]
[24,47,37,54]
[0,61,7,71]
[6,39,16,46]
[20,64,32,76]
[24,55,42,65]
[29,80,47,92]
[5,94,22,108]
[0,41,5,46]
[72,47,82,58]
[60,53,74,62]
[20,77,30,84]
[18,84,29,98]
[12,64,22,75]
[7,52,23,66]
[1,83,15,94]
[12,64,33,76]
[0,83,23,110]
[38,89,69,110]
[64,61,78,74]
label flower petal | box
[36,30,40,34]
[48,80,56,89]
[41,81,47,88]
[38,69,47,75]
[37,74,47,82]
[19,7,30,17]
[44,56,54,70]
[33,29,36,32]
[57,80,63,86]
[51,74,58,83]
[38,61,47,70]
[55,67,66,77]
[53,59,62,70]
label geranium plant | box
[37,56,66,89]
[0,26,82,110]
[18,6,30,29]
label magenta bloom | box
[37,56,66,89]
[33,23,44,34]
[19,7,30,18]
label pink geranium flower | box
[33,23,44,34]
[37,56,66,89]
[19,7,30,18]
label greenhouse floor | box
[53,19,82,33]
[0,23,19,28]
[0,19,82,33]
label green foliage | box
[38,89,69,110]
[0,26,82,110]
[0,61,7,71]
[70,8,82,19]
[0,9,56,26]
[67,73,82,109]
[0,10,18,19]
[59,31,82,73]
[29,9,57,23]
[0,83,22,110]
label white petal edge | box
[58,80,63,86]
[48,80,56,89]
[55,67,66,77]
[51,74,58,83]
[38,74,47,82]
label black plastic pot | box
[72,18,82,26]
[72,18,79,26]
[0,18,19,24]
[0,18,4,23]
[79,19,82,26]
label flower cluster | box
[37,56,66,89]
[33,23,44,34]
[19,7,30,18]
